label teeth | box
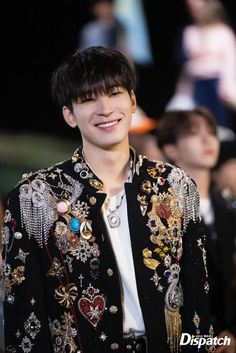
[97,120,118,128]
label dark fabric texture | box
[2,148,212,353]
[203,186,236,336]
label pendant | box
[107,212,121,228]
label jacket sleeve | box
[180,179,213,352]
[1,187,53,353]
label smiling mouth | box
[95,119,121,128]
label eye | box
[110,89,122,96]
[207,128,216,136]
[80,96,95,103]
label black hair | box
[51,46,136,112]
[89,0,114,6]
[157,107,217,149]
[215,140,236,169]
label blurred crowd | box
[1,0,236,352]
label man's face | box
[170,116,220,171]
[63,87,136,150]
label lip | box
[203,149,215,155]
[95,119,121,129]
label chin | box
[103,136,128,147]
[98,140,125,150]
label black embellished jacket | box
[2,147,212,353]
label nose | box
[201,132,211,143]
[201,130,216,146]
[96,96,114,117]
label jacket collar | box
[70,146,142,194]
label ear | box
[162,144,179,163]
[130,90,137,113]
[62,106,77,128]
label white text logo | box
[180,333,231,349]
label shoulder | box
[7,158,72,202]
[139,156,200,228]
[5,158,74,246]
[182,24,197,36]
[211,184,236,215]
[215,23,235,35]
[218,24,236,47]
[141,156,197,187]
[80,20,101,35]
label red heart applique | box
[78,295,105,327]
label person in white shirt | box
[167,0,236,137]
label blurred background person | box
[113,0,153,67]
[113,0,154,109]
[166,0,236,141]
[157,107,236,353]
[213,140,236,215]
[77,0,128,55]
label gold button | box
[136,343,142,351]
[107,268,113,276]
[109,305,118,314]
[89,196,97,205]
[111,343,119,350]
[126,344,132,350]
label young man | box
[157,107,236,353]
[2,47,212,353]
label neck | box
[82,142,131,196]
[180,166,211,199]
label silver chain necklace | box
[81,148,133,229]
[106,193,125,228]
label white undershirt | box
[102,190,146,337]
[200,198,215,225]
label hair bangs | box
[71,60,133,102]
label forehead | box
[188,114,214,128]
[176,113,217,141]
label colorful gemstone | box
[70,218,80,232]
[164,270,171,278]
[56,200,71,214]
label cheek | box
[117,97,134,112]
[178,140,197,155]
[72,109,92,130]
[215,140,220,154]
[210,139,220,156]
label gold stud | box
[111,343,119,350]
[107,268,113,277]
[109,305,118,314]
[89,196,97,205]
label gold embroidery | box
[54,283,78,308]
[165,307,182,353]
[143,248,160,270]
[89,179,103,191]
[141,180,152,194]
